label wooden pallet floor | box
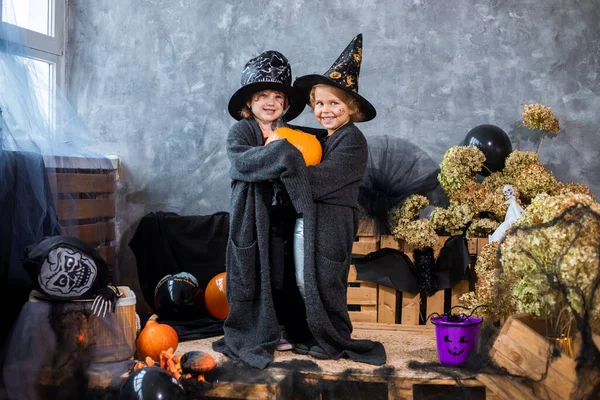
[175,323,505,399]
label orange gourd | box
[270,127,322,166]
[136,314,179,361]
[205,272,229,320]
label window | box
[0,0,66,118]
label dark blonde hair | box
[309,84,365,122]
[239,90,289,119]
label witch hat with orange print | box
[294,33,376,122]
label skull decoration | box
[38,246,97,298]
[502,184,515,199]
[444,334,468,357]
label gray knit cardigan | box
[213,118,386,368]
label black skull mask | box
[24,235,111,301]
[38,246,97,298]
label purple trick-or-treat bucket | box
[431,315,483,366]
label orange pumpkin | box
[205,272,229,320]
[269,127,322,166]
[136,314,179,361]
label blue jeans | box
[293,216,305,299]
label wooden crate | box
[486,314,600,400]
[44,156,118,266]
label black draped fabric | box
[0,151,62,349]
[128,211,230,338]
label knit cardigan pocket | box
[227,240,258,301]
[315,251,350,312]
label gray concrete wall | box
[66,0,600,309]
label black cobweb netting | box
[358,135,440,235]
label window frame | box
[0,0,67,90]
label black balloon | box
[119,367,185,400]
[462,124,512,176]
[154,271,206,321]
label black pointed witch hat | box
[294,34,376,122]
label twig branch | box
[537,132,546,154]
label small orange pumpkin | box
[269,127,322,166]
[136,314,179,361]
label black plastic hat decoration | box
[294,33,376,122]
[228,50,305,121]
[23,235,120,317]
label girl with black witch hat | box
[213,50,319,366]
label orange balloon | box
[269,127,322,166]
[205,272,229,320]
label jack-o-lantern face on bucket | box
[431,314,483,366]
[444,334,468,357]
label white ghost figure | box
[489,185,524,243]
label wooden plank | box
[425,290,445,325]
[96,245,116,266]
[380,234,401,250]
[349,307,377,323]
[490,315,579,399]
[347,285,378,305]
[377,285,397,324]
[352,236,379,254]
[57,199,115,221]
[62,222,115,245]
[352,322,434,334]
[200,372,289,400]
[400,292,420,325]
[43,155,116,170]
[348,265,358,282]
[357,218,377,237]
[467,238,478,254]
[477,237,489,253]
[47,172,116,194]
[476,373,539,400]
[450,280,470,309]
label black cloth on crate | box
[352,235,471,295]
[0,151,62,350]
[128,211,229,338]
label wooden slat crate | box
[44,156,118,266]
[486,314,600,400]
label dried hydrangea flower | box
[556,181,595,200]
[467,218,500,239]
[392,218,439,250]
[429,203,474,236]
[520,103,560,154]
[438,146,485,196]
[398,194,429,221]
[522,103,560,133]
[514,163,559,202]
[481,171,512,192]
[503,151,540,180]
[515,192,600,228]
